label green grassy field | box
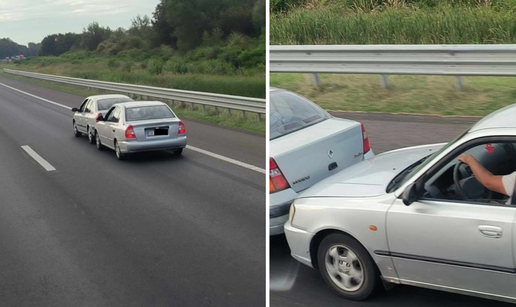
[5,59,265,99]
[271,73,516,117]
[0,69,265,134]
[271,2,516,45]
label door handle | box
[478,225,502,238]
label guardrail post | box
[242,111,247,120]
[380,75,388,89]
[227,108,232,116]
[312,74,320,87]
[214,106,219,114]
[258,113,262,121]
[455,76,463,91]
[201,104,206,113]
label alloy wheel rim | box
[116,145,121,158]
[324,244,364,292]
[88,129,93,142]
[96,134,100,148]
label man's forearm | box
[464,157,495,190]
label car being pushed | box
[95,101,186,160]
[270,88,374,235]
[285,103,516,303]
[72,94,134,144]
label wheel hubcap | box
[325,244,364,292]
[96,135,100,147]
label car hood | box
[298,143,445,198]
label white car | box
[285,103,516,303]
[270,88,374,235]
[72,94,134,143]
[95,101,187,160]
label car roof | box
[88,94,132,101]
[119,101,167,108]
[469,103,516,132]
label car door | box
[103,106,121,148]
[83,99,96,132]
[75,99,89,132]
[387,199,516,298]
[386,136,516,299]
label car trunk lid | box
[128,119,180,141]
[270,118,365,193]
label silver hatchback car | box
[285,103,516,304]
[94,101,187,160]
[72,94,134,144]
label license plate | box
[146,130,155,136]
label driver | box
[459,154,516,202]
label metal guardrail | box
[270,44,516,89]
[2,69,266,117]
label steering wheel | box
[453,161,492,200]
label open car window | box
[270,91,331,140]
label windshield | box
[97,97,133,111]
[125,105,175,121]
[386,129,469,193]
[270,91,331,140]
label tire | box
[73,121,82,137]
[115,141,125,160]
[173,148,183,155]
[317,233,379,301]
[87,127,95,144]
[95,132,103,151]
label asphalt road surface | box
[0,75,265,307]
[271,111,513,307]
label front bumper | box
[270,188,298,236]
[284,220,314,268]
[119,136,187,153]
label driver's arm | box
[458,154,507,195]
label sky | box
[0,0,161,46]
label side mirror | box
[97,115,105,122]
[71,107,78,112]
[402,182,419,206]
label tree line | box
[0,38,40,59]
[37,0,265,56]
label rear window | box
[97,97,133,111]
[270,91,331,140]
[125,105,175,122]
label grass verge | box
[271,4,516,44]
[0,70,265,134]
[271,73,516,117]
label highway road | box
[270,112,513,307]
[0,75,265,307]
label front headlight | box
[288,202,296,223]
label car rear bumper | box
[119,136,187,153]
[284,220,314,268]
[270,188,298,236]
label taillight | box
[270,157,290,194]
[178,121,186,134]
[95,112,102,123]
[125,125,136,139]
[362,123,371,154]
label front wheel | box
[317,233,379,301]
[173,148,183,155]
[73,122,81,137]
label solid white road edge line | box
[0,82,70,109]
[1,82,266,174]
[187,145,266,174]
[21,145,56,172]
